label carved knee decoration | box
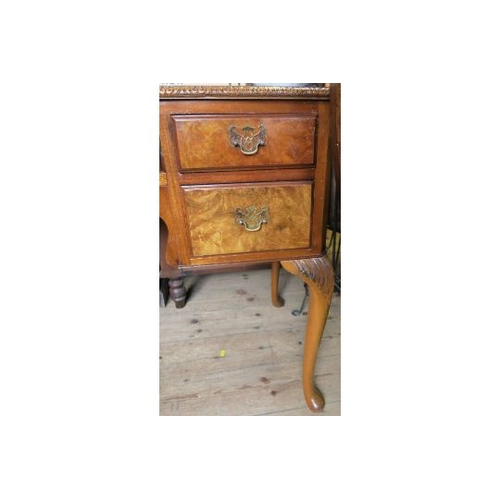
[281,255,334,412]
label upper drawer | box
[172,113,316,171]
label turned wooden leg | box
[281,255,334,412]
[168,277,187,309]
[271,261,284,307]
[160,218,187,308]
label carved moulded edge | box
[159,85,330,100]
[282,256,334,298]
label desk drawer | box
[172,114,316,171]
[183,182,312,257]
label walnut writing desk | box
[159,84,335,412]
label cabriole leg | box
[271,261,285,307]
[280,255,334,412]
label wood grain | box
[159,268,340,416]
[281,256,335,412]
[159,90,337,412]
[173,114,316,170]
[183,183,312,257]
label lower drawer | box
[183,182,312,257]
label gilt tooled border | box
[159,85,330,100]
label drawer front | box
[172,114,316,171]
[183,183,312,257]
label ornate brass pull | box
[235,206,269,232]
[229,124,267,155]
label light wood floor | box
[159,266,340,416]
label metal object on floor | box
[292,283,309,316]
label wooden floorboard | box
[159,267,340,416]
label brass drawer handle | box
[229,124,267,155]
[235,206,269,232]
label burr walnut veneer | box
[159,85,335,412]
